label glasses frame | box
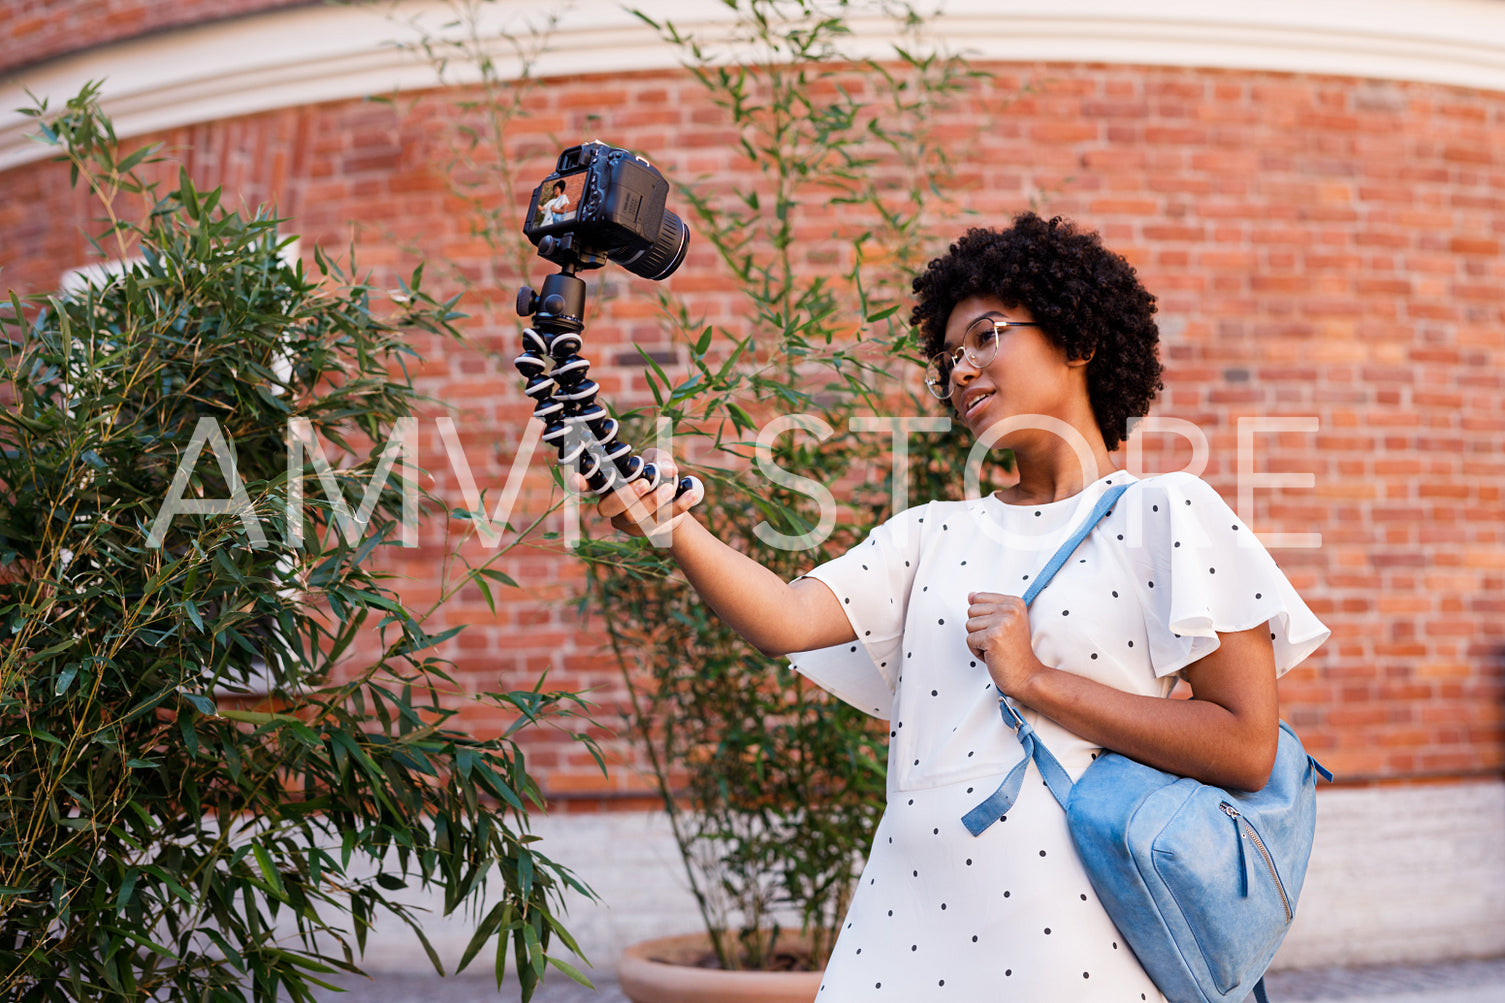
[923,317,1041,400]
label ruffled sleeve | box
[1127,472,1329,679]
[785,505,926,719]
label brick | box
[1449,236,1500,256]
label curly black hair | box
[910,212,1163,451]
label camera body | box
[523,142,689,280]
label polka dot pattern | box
[791,472,1328,999]
[813,778,1167,999]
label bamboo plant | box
[0,85,597,1003]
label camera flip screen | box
[527,171,587,237]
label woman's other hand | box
[965,591,1046,698]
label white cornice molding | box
[4,0,1505,174]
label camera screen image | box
[529,172,585,233]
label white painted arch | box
[3,0,1505,173]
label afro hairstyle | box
[910,211,1163,451]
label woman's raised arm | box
[583,450,856,657]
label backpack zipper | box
[1220,801,1293,923]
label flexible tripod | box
[515,264,699,500]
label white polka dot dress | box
[789,471,1329,1001]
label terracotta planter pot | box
[617,933,825,1003]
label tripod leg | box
[515,271,704,506]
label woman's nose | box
[950,353,982,390]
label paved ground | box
[315,955,1505,1002]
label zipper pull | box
[1222,802,1253,897]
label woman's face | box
[941,295,1086,444]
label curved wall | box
[0,0,312,74]
[7,0,1505,171]
[4,55,1500,788]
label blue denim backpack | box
[961,483,1331,1003]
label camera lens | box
[614,208,690,281]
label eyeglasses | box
[923,317,1040,400]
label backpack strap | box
[961,482,1128,836]
[961,708,1075,833]
[1018,483,1128,607]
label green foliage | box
[0,83,597,1001]
[578,0,993,971]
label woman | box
[540,181,571,226]
[588,211,1328,999]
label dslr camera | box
[523,142,690,280]
[513,142,700,500]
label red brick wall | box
[1,0,311,72]
[2,64,1501,802]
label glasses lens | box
[965,318,1002,368]
[923,355,951,399]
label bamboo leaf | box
[53,663,81,696]
[251,843,288,901]
[457,900,508,973]
[545,955,593,987]
[181,692,217,716]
